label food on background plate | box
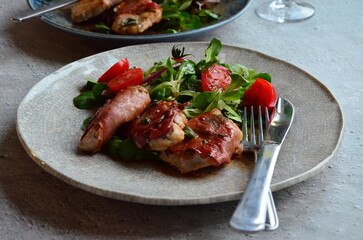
[71,0,124,23]
[111,0,163,34]
[73,38,277,173]
[71,0,221,35]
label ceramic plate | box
[27,0,250,43]
[17,42,343,205]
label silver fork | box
[230,98,294,232]
[232,106,279,231]
[11,0,78,22]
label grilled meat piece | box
[111,0,162,34]
[131,101,188,151]
[79,85,151,153]
[71,0,124,24]
[160,109,243,173]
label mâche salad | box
[73,38,277,173]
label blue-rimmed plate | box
[27,0,251,43]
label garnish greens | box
[91,1,221,35]
[154,0,221,33]
[172,45,192,59]
[122,18,137,27]
[94,23,112,34]
[73,38,272,161]
[143,38,271,122]
[105,137,157,162]
[73,79,113,109]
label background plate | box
[17,42,343,205]
[27,0,251,43]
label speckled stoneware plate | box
[27,0,250,43]
[16,42,343,205]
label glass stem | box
[276,0,293,7]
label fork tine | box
[265,107,270,125]
[242,107,248,142]
[238,104,280,230]
[276,98,283,114]
[250,106,256,146]
[258,106,264,144]
[264,106,270,137]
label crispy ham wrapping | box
[79,85,151,153]
[71,0,162,35]
[160,109,243,173]
[71,0,124,24]
[111,0,163,34]
[78,86,243,174]
[131,101,188,151]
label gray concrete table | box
[1,0,362,239]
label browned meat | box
[111,0,162,34]
[131,101,188,151]
[160,109,243,173]
[71,0,124,24]
[79,85,151,153]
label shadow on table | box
[1,123,335,238]
[5,18,204,66]
[0,125,240,238]
[5,18,127,65]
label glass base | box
[255,1,315,23]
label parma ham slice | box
[160,109,243,173]
[131,100,188,151]
[79,85,151,153]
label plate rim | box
[16,41,344,205]
[27,0,251,41]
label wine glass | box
[255,0,315,23]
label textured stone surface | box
[1,0,362,239]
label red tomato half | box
[98,58,129,83]
[243,78,277,113]
[107,68,143,92]
[201,65,231,92]
[171,57,185,62]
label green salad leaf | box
[105,137,156,162]
[154,0,221,33]
[73,80,113,109]
[74,38,274,159]
[205,38,222,63]
[82,116,92,131]
[143,38,273,123]
[73,91,97,110]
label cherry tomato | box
[243,78,277,113]
[98,58,129,83]
[201,65,231,92]
[171,58,184,62]
[107,68,143,92]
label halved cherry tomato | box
[107,68,143,92]
[171,57,185,62]
[98,58,129,83]
[201,65,231,92]
[243,78,277,113]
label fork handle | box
[11,0,78,22]
[265,189,279,230]
[230,142,281,232]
